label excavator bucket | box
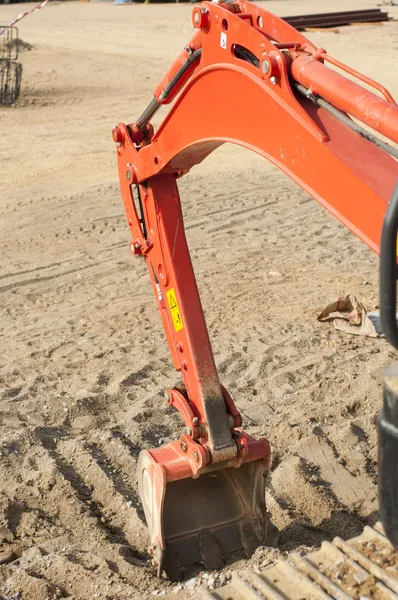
[137,436,275,580]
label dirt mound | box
[6,38,33,53]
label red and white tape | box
[0,0,50,36]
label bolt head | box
[193,451,199,463]
[130,241,141,257]
[112,126,124,144]
[181,441,187,452]
[125,164,136,183]
[270,76,278,85]
[192,6,209,28]
[261,59,270,75]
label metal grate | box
[0,25,22,105]
[0,59,22,105]
[0,26,19,61]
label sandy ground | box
[0,0,398,598]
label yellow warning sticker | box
[166,288,184,332]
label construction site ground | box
[1,1,398,598]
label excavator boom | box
[113,0,398,579]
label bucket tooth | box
[199,532,224,570]
[161,544,181,582]
[239,521,262,558]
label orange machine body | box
[113,0,398,578]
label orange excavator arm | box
[113,1,398,580]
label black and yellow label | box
[166,288,184,332]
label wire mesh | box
[0,59,22,105]
[0,26,19,61]
[0,26,22,105]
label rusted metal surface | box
[283,9,390,30]
[0,25,18,61]
[0,26,22,105]
[203,524,398,600]
[0,59,22,105]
